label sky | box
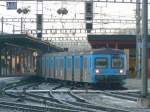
[0,1,150,50]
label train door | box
[50,57,54,78]
[45,56,48,78]
[57,58,61,80]
[66,56,72,81]
[53,57,55,78]
[55,57,58,79]
[59,57,64,80]
[49,57,51,78]
[80,56,83,82]
[42,56,45,76]
[51,57,54,78]
[74,55,80,82]
[72,56,74,81]
[42,55,47,78]
[83,55,92,83]
[64,56,67,80]
[48,56,51,77]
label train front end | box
[92,49,128,85]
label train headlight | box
[119,69,124,74]
[96,69,100,74]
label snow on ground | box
[124,79,150,90]
[1,77,150,111]
[0,77,23,89]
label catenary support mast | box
[141,0,148,97]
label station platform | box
[0,77,24,89]
[0,34,64,77]
[124,78,150,90]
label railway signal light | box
[17,8,30,14]
[85,0,93,33]
[57,8,68,15]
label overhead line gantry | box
[0,0,150,4]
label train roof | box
[44,48,125,56]
[91,49,125,54]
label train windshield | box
[95,58,108,68]
[112,55,123,68]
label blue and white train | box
[41,49,128,85]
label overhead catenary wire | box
[0,0,141,3]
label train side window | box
[95,58,108,68]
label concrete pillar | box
[5,47,7,76]
[26,52,29,72]
[0,49,1,76]
[33,55,36,72]
[31,53,33,72]
[7,49,10,75]
[22,51,25,73]
[9,48,12,75]
[19,53,22,74]
[1,49,3,76]
[24,51,27,73]
[15,48,17,74]
[12,48,15,74]
[1,17,4,34]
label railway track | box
[0,100,82,112]
[23,84,99,112]
[0,101,46,112]
[49,84,131,112]
[2,79,141,112]
[99,91,138,102]
[4,89,80,111]
[110,90,140,98]
[5,83,131,112]
[4,82,87,112]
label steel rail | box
[49,85,101,112]
[5,90,83,112]
[25,92,91,112]
[0,102,44,112]
[5,82,91,112]
[0,100,80,112]
[69,90,89,103]
[49,84,131,112]
[101,91,138,101]
[53,91,132,112]
[110,91,140,97]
